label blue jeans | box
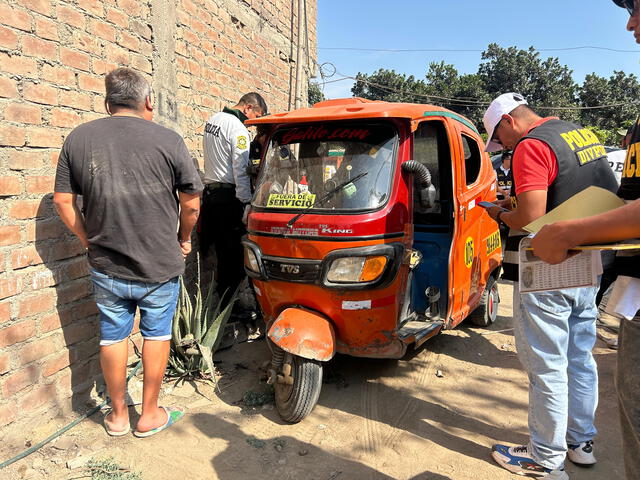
[90,269,180,346]
[514,284,599,469]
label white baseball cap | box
[483,92,528,152]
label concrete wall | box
[0,0,316,442]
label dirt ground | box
[1,281,624,480]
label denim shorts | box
[90,269,180,346]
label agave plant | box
[168,258,238,380]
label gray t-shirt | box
[55,116,203,283]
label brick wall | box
[0,0,316,442]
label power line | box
[320,45,640,53]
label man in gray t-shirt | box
[54,68,203,437]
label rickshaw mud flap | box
[335,339,407,360]
[267,307,336,362]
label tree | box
[308,81,325,106]
[351,69,428,103]
[477,44,579,122]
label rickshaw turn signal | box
[326,255,388,283]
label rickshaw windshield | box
[253,123,398,212]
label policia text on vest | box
[559,128,608,166]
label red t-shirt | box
[512,117,559,196]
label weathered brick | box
[0,77,18,98]
[92,58,117,76]
[78,74,104,94]
[64,256,90,281]
[16,0,52,17]
[11,245,43,268]
[118,0,141,17]
[2,365,39,397]
[74,31,101,55]
[0,25,19,49]
[25,175,54,194]
[41,350,70,377]
[50,108,82,128]
[4,103,42,125]
[77,0,104,17]
[41,64,75,85]
[30,268,56,289]
[23,83,58,106]
[19,292,55,317]
[35,16,58,40]
[55,4,84,29]
[39,312,62,333]
[59,90,92,111]
[48,240,86,262]
[0,320,36,347]
[0,352,9,374]
[8,150,44,170]
[60,47,90,72]
[0,226,20,246]
[0,176,23,196]
[0,52,38,76]
[62,319,97,346]
[0,125,26,147]
[17,382,56,411]
[18,335,59,365]
[131,54,151,74]
[0,4,32,32]
[105,42,129,65]
[0,402,18,428]
[118,31,140,52]
[58,299,97,326]
[25,217,64,241]
[0,301,10,324]
[0,278,21,300]
[89,18,116,42]
[106,7,128,28]
[27,127,62,148]
[56,279,91,304]
[23,35,57,60]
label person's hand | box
[242,204,250,225]
[486,206,503,222]
[531,221,575,264]
[496,198,512,209]
[179,240,192,258]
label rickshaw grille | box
[262,258,321,283]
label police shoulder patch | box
[237,135,248,150]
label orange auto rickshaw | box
[243,98,502,422]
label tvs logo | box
[280,264,300,274]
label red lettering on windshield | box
[281,126,371,144]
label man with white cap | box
[482,93,617,478]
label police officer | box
[482,93,617,479]
[201,92,268,306]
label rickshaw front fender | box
[268,308,336,362]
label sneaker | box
[567,440,596,466]
[491,444,569,479]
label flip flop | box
[103,410,131,437]
[133,406,184,438]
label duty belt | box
[206,182,235,190]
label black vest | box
[496,167,512,191]
[613,116,640,279]
[502,119,618,282]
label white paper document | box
[518,236,600,293]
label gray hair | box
[105,68,151,111]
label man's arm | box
[53,192,89,249]
[531,199,640,264]
[231,128,253,204]
[178,191,201,256]
[487,189,547,231]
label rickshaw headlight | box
[244,247,260,273]
[326,256,388,283]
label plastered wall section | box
[0,0,317,441]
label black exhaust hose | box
[402,160,431,188]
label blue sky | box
[316,0,640,99]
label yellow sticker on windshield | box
[267,193,316,209]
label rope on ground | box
[0,360,143,470]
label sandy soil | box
[1,281,623,480]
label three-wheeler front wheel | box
[272,348,323,423]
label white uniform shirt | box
[203,110,252,203]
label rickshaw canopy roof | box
[246,97,479,134]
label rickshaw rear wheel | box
[274,351,323,423]
[468,275,499,327]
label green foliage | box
[84,458,142,480]
[350,44,638,142]
[168,259,238,380]
[308,81,325,106]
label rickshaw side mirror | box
[402,160,435,209]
